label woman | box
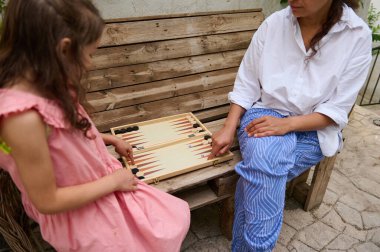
[209,0,372,251]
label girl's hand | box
[245,116,293,137]
[208,126,236,159]
[111,168,138,192]
[113,138,135,165]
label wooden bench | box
[89,8,337,237]
[0,8,338,251]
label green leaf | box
[373,33,380,42]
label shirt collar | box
[286,4,362,32]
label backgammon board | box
[111,113,208,150]
[111,113,234,184]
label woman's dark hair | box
[0,0,104,135]
[309,0,360,58]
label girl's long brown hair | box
[309,0,360,58]
[0,0,104,134]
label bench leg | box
[220,196,234,240]
[304,154,337,211]
[287,169,310,205]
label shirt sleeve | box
[228,20,268,110]
[314,31,372,129]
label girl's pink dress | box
[0,89,190,252]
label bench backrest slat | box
[99,12,264,46]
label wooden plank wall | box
[85,9,264,132]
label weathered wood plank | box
[220,196,234,240]
[208,173,239,197]
[85,49,244,92]
[174,184,231,211]
[202,118,227,133]
[91,86,232,132]
[292,182,309,208]
[287,169,311,198]
[194,105,230,123]
[92,31,253,70]
[304,155,338,211]
[87,68,237,112]
[105,9,262,23]
[100,12,264,47]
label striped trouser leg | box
[231,108,323,252]
[287,131,324,181]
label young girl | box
[0,1,190,251]
[209,0,371,251]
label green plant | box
[368,3,380,42]
[0,0,5,16]
[0,0,5,28]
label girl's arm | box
[0,110,137,215]
[101,133,118,145]
[100,133,134,164]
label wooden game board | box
[110,113,234,184]
[127,135,233,184]
[111,113,208,150]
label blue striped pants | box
[232,108,323,252]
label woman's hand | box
[208,126,236,159]
[245,116,293,137]
[111,168,138,192]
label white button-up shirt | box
[229,5,372,156]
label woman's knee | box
[242,135,296,175]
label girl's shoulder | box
[0,89,68,129]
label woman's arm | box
[245,112,335,137]
[247,28,372,138]
[208,22,269,159]
[208,103,246,159]
[0,110,137,214]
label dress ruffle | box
[0,89,68,129]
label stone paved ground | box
[181,105,380,252]
[1,106,379,252]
